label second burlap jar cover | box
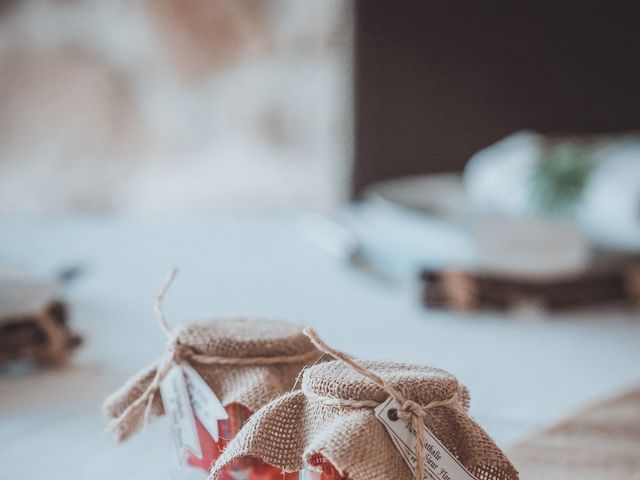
[209,359,519,480]
[104,318,322,442]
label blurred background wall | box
[353,1,640,193]
[3,0,639,216]
[0,0,353,214]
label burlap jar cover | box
[104,317,322,442]
[209,329,519,480]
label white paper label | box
[159,364,202,462]
[181,362,228,441]
[374,397,478,480]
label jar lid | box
[104,317,322,443]
[303,360,463,407]
[175,317,316,358]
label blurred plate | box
[0,274,60,320]
[364,174,592,278]
[365,173,472,222]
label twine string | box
[302,327,459,480]
[154,266,179,340]
[108,267,320,439]
[142,267,184,430]
[108,267,181,437]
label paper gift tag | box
[159,364,202,462]
[181,362,228,441]
[374,397,478,480]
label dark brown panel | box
[354,0,640,193]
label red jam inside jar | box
[304,454,349,480]
[187,403,299,479]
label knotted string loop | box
[303,327,461,480]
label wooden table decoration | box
[421,254,640,312]
[0,276,81,367]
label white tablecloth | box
[1,215,639,479]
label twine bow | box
[107,267,185,438]
[108,268,321,440]
[303,327,460,480]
